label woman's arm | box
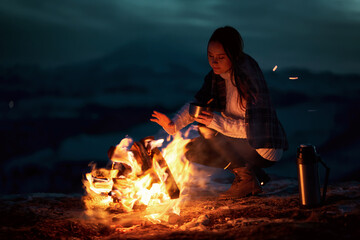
[172,103,194,132]
[150,111,176,135]
[207,113,283,161]
[151,103,195,135]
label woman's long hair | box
[208,26,258,109]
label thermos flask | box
[297,144,330,208]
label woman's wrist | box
[167,121,176,135]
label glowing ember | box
[272,65,278,71]
[289,77,298,80]
[223,162,231,170]
[83,132,193,223]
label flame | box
[83,132,192,223]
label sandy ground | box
[0,179,359,240]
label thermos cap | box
[297,144,318,164]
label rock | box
[168,213,182,225]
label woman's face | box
[207,41,232,75]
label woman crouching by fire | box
[151,26,288,199]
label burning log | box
[107,136,180,200]
[131,138,153,173]
[151,145,180,199]
[136,137,180,199]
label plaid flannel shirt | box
[195,54,288,150]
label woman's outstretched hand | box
[195,110,214,126]
[150,111,176,135]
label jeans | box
[185,126,274,172]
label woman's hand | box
[150,111,176,135]
[195,110,214,126]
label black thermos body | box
[296,144,330,208]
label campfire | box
[82,130,195,224]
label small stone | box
[198,214,210,226]
[168,213,182,225]
[204,205,214,210]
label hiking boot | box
[218,167,262,200]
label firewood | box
[130,141,152,173]
[151,147,180,199]
[129,136,180,199]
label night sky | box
[1,0,360,74]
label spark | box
[224,162,231,170]
[289,77,298,80]
[273,65,278,71]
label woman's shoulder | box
[203,70,215,83]
[240,53,263,77]
[242,53,260,69]
[205,70,213,78]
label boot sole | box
[217,188,262,200]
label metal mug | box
[189,103,211,118]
